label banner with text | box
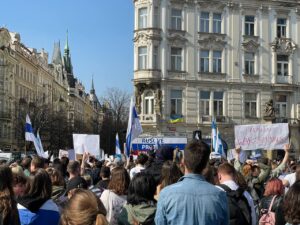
[132,137,187,151]
[234,123,289,150]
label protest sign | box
[59,150,68,159]
[73,134,100,156]
[234,123,289,150]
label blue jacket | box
[155,173,229,225]
[18,199,60,225]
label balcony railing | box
[139,114,157,124]
[199,115,227,123]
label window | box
[275,95,287,117]
[153,46,159,69]
[213,92,223,116]
[245,93,257,118]
[144,92,154,115]
[138,47,147,70]
[245,52,255,75]
[245,16,255,36]
[277,18,286,38]
[200,12,209,32]
[200,50,209,72]
[213,13,222,33]
[170,90,182,115]
[154,7,159,28]
[138,8,148,29]
[277,55,288,76]
[171,9,182,30]
[171,47,182,71]
[200,91,210,116]
[213,51,222,73]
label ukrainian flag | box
[169,115,184,124]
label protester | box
[101,167,130,225]
[83,173,103,198]
[17,169,60,225]
[30,156,45,175]
[60,189,108,225]
[60,156,70,181]
[118,173,156,225]
[217,162,256,225]
[0,165,20,225]
[67,160,81,181]
[144,145,175,185]
[155,140,228,225]
[65,176,88,199]
[283,163,300,189]
[21,157,31,177]
[259,178,285,225]
[129,153,148,179]
[96,166,111,190]
[12,172,27,198]
[283,180,300,225]
[155,160,182,200]
[46,167,66,208]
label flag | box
[169,114,183,123]
[216,128,226,157]
[36,130,47,158]
[211,119,217,151]
[115,133,121,155]
[25,114,36,142]
[126,97,143,156]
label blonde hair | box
[61,189,108,225]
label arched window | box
[144,91,154,115]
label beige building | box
[133,0,300,157]
[0,28,103,151]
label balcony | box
[274,117,299,125]
[276,75,292,84]
[139,114,158,124]
[133,28,162,43]
[199,115,227,124]
[134,69,161,81]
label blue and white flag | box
[126,97,143,156]
[216,128,226,157]
[115,133,121,155]
[211,119,217,150]
[25,114,36,142]
[36,130,47,158]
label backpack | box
[218,184,252,225]
[259,195,277,225]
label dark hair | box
[283,180,300,224]
[184,140,210,174]
[217,163,236,177]
[46,167,65,186]
[160,161,182,190]
[100,166,110,179]
[67,161,80,175]
[13,173,27,186]
[21,157,31,170]
[251,165,260,173]
[27,169,52,200]
[61,156,70,177]
[127,173,156,205]
[202,165,217,185]
[108,167,130,195]
[31,156,45,170]
[136,153,148,165]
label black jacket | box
[259,195,285,225]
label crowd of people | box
[0,140,299,225]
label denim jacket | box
[155,173,229,225]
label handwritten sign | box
[234,123,289,150]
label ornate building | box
[0,27,103,151]
[133,0,300,156]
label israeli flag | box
[115,133,121,155]
[126,97,143,156]
[216,128,226,157]
[25,114,36,142]
[211,119,217,150]
[36,130,47,158]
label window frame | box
[200,12,210,33]
[138,46,148,70]
[245,15,255,36]
[138,7,148,29]
[213,13,222,33]
[244,93,257,118]
[200,91,210,116]
[171,8,182,30]
[171,47,182,71]
[277,18,287,38]
[244,52,255,75]
[200,50,210,73]
[170,90,183,116]
[213,50,222,73]
[277,55,289,76]
[213,91,224,116]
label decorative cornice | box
[198,33,227,50]
[270,37,297,54]
[168,30,188,46]
[242,36,260,52]
[134,28,162,43]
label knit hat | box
[66,176,88,194]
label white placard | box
[234,123,289,150]
[73,134,100,156]
[59,150,69,159]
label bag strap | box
[267,195,277,213]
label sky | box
[0,0,134,96]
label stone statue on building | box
[155,89,162,116]
[263,99,275,118]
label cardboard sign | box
[73,134,100,156]
[234,123,289,150]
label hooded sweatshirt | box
[17,196,59,225]
[117,202,156,225]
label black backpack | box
[218,184,252,225]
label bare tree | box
[100,87,131,154]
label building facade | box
[133,0,300,157]
[0,28,103,151]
